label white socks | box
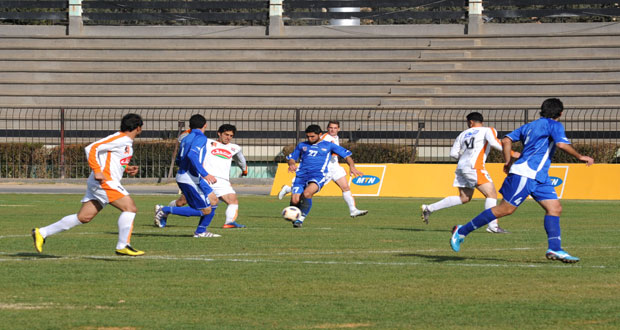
[168,199,177,207]
[485,198,499,229]
[225,204,239,224]
[342,191,357,212]
[428,196,462,213]
[39,214,82,238]
[116,211,136,250]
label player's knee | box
[77,214,94,223]
[460,196,471,204]
[201,207,212,216]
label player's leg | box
[194,192,221,237]
[109,195,144,256]
[332,168,367,217]
[220,193,245,228]
[421,170,474,223]
[154,193,190,228]
[450,174,524,252]
[278,177,295,200]
[476,181,508,234]
[294,182,319,227]
[534,187,578,263]
[32,199,102,253]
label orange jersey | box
[450,126,502,170]
[85,132,134,182]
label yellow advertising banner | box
[270,163,620,200]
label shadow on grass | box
[123,232,191,238]
[11,252,61,259]
[397,253,509,263]
[379,227,449,233]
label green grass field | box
[1,194,619,329]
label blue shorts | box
[499,174,558,207]
[291,173,329,195]
[177,179,212,210]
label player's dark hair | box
[540,98,564,119]
[120,113,143,132]
[305,124,322,135]
[189,114,207,129]
[466,112,484,123]
[327,120,340,128]
[218,124,236,135]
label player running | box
[450,98,594,263]
[154,114,221,238]
[421,112,516,233]
[286,124,364,228]
[278,120,368,218]
[32,114,145,256]
[155,124,248,229]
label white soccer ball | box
[281,206,301,221]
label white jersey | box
[450,126,502,170]
[320,133,340,166]
[85,132,133,182]
[203,138,247,181]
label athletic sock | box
[283,185,292,194]
[116,211,135,250]
[168,199,177,207]
[544,215,562,251]
[485,198,499,228]
[342,191,356,212]
[428,196,462,213]
[459,208,495,236]
[164,206,202,217]
[224,204,238,224]
[39,214,82,238]
[300,198,312,217]
[195,205,217,234]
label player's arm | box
[343,156,363,177]
[331,144,363,177]
[501,137,514,174]
[86,136,121,182]
[233,151,248,177]
[285,144,302,173]
[188,137,216,183]
[556,143,594,166]
[125,165,139,176]
[449,133,463,160]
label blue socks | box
[459,208,495,236]
[300,198,312,217]
[195,205,217,234]
[544,215,562,251]
[163,206,202,217]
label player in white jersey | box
[278,120,368,217]
[32,114,145,256]
[157,124,249,228]
[421,112,517,233]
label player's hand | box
[503,161,513,174]
[510,151,521,159]
[350,167,364,177]
[580,155,594,166]
[94,172,105,183]
[125,165,139,176]
[288,164,298,173]
[241,170,248,177]
[203,174,217,184]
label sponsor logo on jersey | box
[352,175,380,186]
[549,176,563,187]
[120,156,132,168]
[211,148,232,159]
[124,146,130,154]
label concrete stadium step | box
[400,71,620,82]
[393,83,620,94]
[412,58,620,70]
[381,95,620,107]
[420,51,471,59]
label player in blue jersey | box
[286,124,364,227]
[154,114,221,238]
[450,98,594,263]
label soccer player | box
[154,114,221,238]
[155,124,248,229]
[278,120,368,217]
[450,98,594,263]
[286,124,364,228]
[421,112,515,233]
[31,114,145,256]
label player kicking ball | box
[450,98,594,263]
[285,124,364,227]
[278,120,368,218]
[421,112,517,233]
[32,114,145,256]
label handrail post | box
[467,0,484,35]
[269,0,285,36]
[68,0,83,35]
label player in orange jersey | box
[32,114,145,256]
[421,112,518,233]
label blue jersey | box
[176,129,209,178]
[287,140,353,177]
[506,117,570,183]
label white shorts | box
[453,168,492,189]
[209,178,236,198]
[81,177,129,207]
[327,164,347,182]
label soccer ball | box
[281,206,301,221]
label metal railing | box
[1,107,619,179]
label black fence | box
[1,1,617,26]
[1,107,618,179]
